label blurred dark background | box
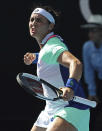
[0,0,102,130]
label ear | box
[48,23,55,31]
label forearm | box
[69,59,82,81]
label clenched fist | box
[24,52,36,65]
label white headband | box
[32,8,55,24]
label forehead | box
[30,13,47,20]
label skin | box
[24,12,82,131]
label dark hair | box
[30,3,62,33]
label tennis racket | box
[16,73,97,108]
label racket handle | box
[73,96,97,108]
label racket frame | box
[16,73,97,108]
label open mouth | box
[31,27,35,33]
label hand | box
[24,52,36,65]
[60,87,74,101]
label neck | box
[36,36,44,45]
[36,31,51,45]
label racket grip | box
[73,96,97,108]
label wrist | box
[66,78,79,91]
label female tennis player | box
[24,5,90,131]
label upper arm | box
[57,50,81,68]
[57,51,82,81]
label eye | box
[30,17,42,23]
[36,18,42,23]
[30,17,34,22]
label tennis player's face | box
[29,13,51,40]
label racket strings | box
[25,78,43,95]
